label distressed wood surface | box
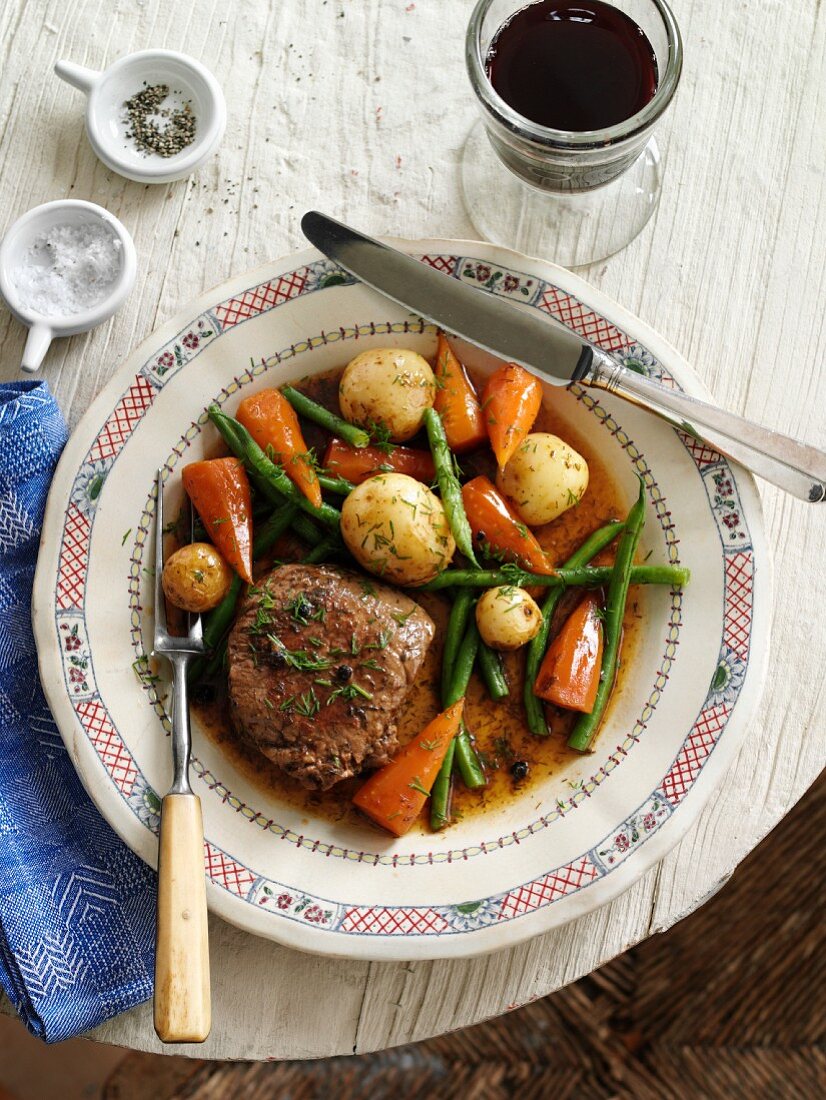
[0,0,823,1061]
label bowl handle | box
[54,59,100,94]
[21,323,52,373]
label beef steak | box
[226,563,434,790]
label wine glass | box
[462,0,683,267]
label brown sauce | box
[193,364,642,832]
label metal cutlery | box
[301,211,826,503]
[152,469,211,1044]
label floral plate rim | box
[33,237,771,960]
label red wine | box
[486,1,658,132]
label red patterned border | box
[52,253,757,941]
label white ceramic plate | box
[33,239,769,960]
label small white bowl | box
[55,49,226,184]
[0,200,137,373]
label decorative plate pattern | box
[33,240,768,959]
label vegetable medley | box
[161,334,690,836]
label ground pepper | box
[124,83,197,157]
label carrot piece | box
[352,699,465,837]
[481,363,543,468]
[461,476,554,575]
[236,389,322,508]
[433,333,487,453]
[182,458,254,583]
[534,593,604,712]
[322,438,435,484]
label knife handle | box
[154,793,211,1043]
[589,353,826,502]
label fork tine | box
[154,468,168,637]
[186,492,204,645]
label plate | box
[33,239,770,960]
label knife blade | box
[300,211,826,502]
[301,210,593,385]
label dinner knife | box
[301,211,826,503]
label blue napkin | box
[0,380,156,1042]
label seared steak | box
[226,564,434,790]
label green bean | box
[569,482,647,753]
[254,503,300,556]
[203,575,243,651]
[444,616,480,708]
[477,640,509,701]
[423,408,478,567]
[302,535,341,564]
[281,385,370,449]
[317,473,356,496]
[421,563,689,591]
[455,728,486,789]
[429,740,455,830]
[441,591,475,707]
[194,637,227,686]
[290,511,324,545]
[446,619,486,790]
[524,520,623,736]
[208,406,342,531]
[431,615,486,826]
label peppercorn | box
[335,664,353,683]
[510,760,529,781]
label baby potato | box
[496,432,589,526]
[339,347,436,442]
[341,472,455,586]
[162,542,234,613]
[475,586,542,651]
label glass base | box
[461,120,663,268]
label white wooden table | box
[1,0,823,1060]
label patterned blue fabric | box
[0,381,155,1042]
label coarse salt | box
[12,222,122,316]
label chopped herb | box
[264,697,274,710]
[284,592,326,625]
[499,562,531,586]
[265,635,332,672]
[367,420,396,455]
[493,735,515,763]
[121,528,132,546]
[192,569,205,583]
[327,681,373,705]
[293,688,321,717]
[360,658,382,671]
[364,628,393,651]
[419,738,440,752]
[408,776,430,797]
